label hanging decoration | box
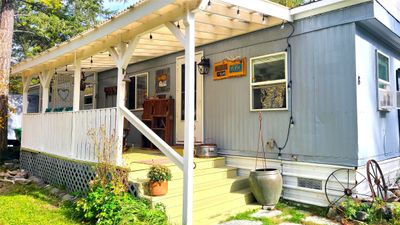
[155,68,170,93]
[213,57,246,80]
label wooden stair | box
[128,157,260,225]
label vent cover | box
[297,177,322,190]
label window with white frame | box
[250,52,288,111]
[376,51,393,111]
[127,73,148,110]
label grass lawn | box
[0,182,79,225]
[225,200,327,225]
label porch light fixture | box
[197,56,210,75]
[122,69,131,82]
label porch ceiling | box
[12,0,291,78]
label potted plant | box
[147,165,172,196]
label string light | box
[236,6,240,17]
[90,56,93,64]
[207,0,211,8]
[262,14,267,24]
[177,21,180,29]
[149,33,153,39]
[65,65,68,72]
[54,68,57,75]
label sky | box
[103,0,138,12]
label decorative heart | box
[58,88,69,101]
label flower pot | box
[149,181,168,196]
[249,168,282,207]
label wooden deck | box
[123,148,259,225]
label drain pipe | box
[396,69,400,150]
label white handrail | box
[120,106,184,170]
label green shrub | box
[147,165,172,183]
[74,183,168,225]
[340,198,400,225]
[72,127,169,225]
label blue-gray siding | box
[94,2,400,166]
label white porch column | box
[39,70,53,113]
[93,72,98,109]
[183,10,195,225]
[22,76,33,114]
[73,59,82,111]
[109,37,139,166]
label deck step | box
[125,152,259,225]
[148,177,250,207]
[168,188,256,224]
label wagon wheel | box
[325,168,369,206]
[366,160,387,201]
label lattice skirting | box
[20,149,138,197]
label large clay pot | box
[149,181,168,196]
[249,168,283,207]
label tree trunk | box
[0,0,15,152]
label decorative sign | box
[213,57,246,80]
[156,68,170,93]
[58,88,70,101]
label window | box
[127,73,148,110]
[84,84,94,105]
[250,52,288,111]
[376,51,393,111]
[377,51,390,89]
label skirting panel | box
[20,150,138,197]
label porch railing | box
[22,107,117,162]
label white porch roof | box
[12,0,293,77]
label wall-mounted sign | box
[213,57,246,80]
[156,68,170,93]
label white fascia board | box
[291,0,371,20]
[12,0,175,75]
[220,0,293,22]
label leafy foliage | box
[147,165,172,183]
[74,183,168,225]
[12,0,112,62]
[340,198,400,224]
[73,127,169,225]
[270,0,304,8]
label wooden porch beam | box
[217,0,293,22]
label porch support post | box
[183,9,195,225]
[109,36,139,166]
[39,70,53,113]
[73,59,81,111]
[93,72,98,109]
[22,76,32,114]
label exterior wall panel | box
[355,25,400,165]
[96,4,376,166]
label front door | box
[175,52,204,144]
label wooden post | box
[22,76,32,114]
[183,9,195,225]
[93,72,98,109]
[39,70,53,113]
[73,59,81,111]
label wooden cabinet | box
[142,98,174,148]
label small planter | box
[147,164,172,196]
[249,168,283,207]
[149,181,168,196]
